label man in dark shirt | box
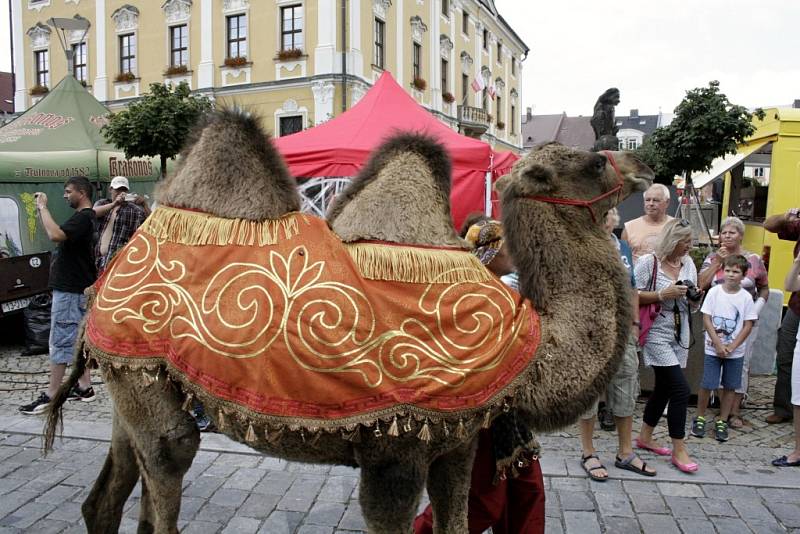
[19,176,98,415]
[763,208,800,424]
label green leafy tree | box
[636,81,764,184]
[102,82,212,179]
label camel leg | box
[82,411,141,534]
[358,453,427,534]
[425,440,477,534]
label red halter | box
[524,150,625,223]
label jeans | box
[49,290,88,365]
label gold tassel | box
[142,370,154,386]
[442,421,449,437]
[403,416,413,434]
[267,426,284,444]
[217,409,227,430]
[245,423,257,442]
[482,411,492,429]
[373,422,382,438]
[181,392,194,412]
[343,242,493,284]
[309,431,322,445]
[417,420,432,443]
[345,427,361,443]
[455,419,466,439]
[387,416,400,437]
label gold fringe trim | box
[344,242,493,284]
[140,206,302,247]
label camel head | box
[156,108,301,220]
[496,142,653,222]
[327,133,463,247]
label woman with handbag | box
[634,219,700,473]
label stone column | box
[315,0,337,74]
[11,0,25,111]
[395,0,403,85]
[93,0,108,101]
[197,0,214,88]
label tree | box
[636,81,764,184]
[103,82,212,180]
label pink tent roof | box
[274,71,493,228]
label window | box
[497,42,502,63]
[34,50,49,87]
[280,4,303,51]
[72,42,87,82]
[226,14,247,58]
[626,138,638,150]
[618,138,626,150]
[170,25,188,67]
[462,12,469,35]
[511,105,516,134]
[441,0,449,17]
[496,95,502,123]
[413,42,421,80]
[482,29,488,50]
[511,57,516,76]
[119,33,136,74]
[279,115,303,136]
[441,58,448,94]
[482,87,487,111]
[462,73,468,103]
[374,18,385,69]
[754,167,765,177]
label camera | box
[676,280,702,303]
[124,193,137,202]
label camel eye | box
[594,155,607,173]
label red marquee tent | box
[275,71,502,228]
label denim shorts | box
[49,290,88,365]
[701,353,744,391]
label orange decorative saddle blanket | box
[85,207,540,431]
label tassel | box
[142,370,154,386]
[442,420,449,437]
[503,400,511,412]
[268,426,284,444]
[345,427,361,443]
[300,429,306,443]
[217,409,227,431]
[417,420,432,443]
[245,423,257,443]
[387,416,399,437]
[310,431,322,445]
[373,422,382,438]
[403,416,413,434]
[455,418,466,439]
[482,411,492,429]
[181,392,194,412]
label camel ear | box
[519,161,556,185]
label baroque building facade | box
[12,0,528,150]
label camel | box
[44,109,653,534]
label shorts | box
[49,290,88,365]
[700,353,744,391]
[581,334,640,419]
[792,339,800,406]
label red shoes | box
[635,438,671,456]
[671,455,698,473]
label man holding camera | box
[19,177,97,414]
[93,176,149,274]
[763,207,800,424]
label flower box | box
[496,120,505,130]
[277,48,303,61]
[224,56,249,68]
[412,77,427,91]
[30,84,49,96]
[164,65,188,76]
[114,72,136,83]
[442,92,455,103]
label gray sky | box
[1,1,798,116]
[494,0,800,116]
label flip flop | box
[727,415,744,429]
[635,438,671,456]
[772,455,800,467]
[581,454,609,482]
[615,453,656,477]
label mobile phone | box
[124,193,137,202]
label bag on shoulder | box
[638,254,661,346]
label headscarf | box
[465,219,504,266]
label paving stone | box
[710,517,755,534]
[258,510,304,534]
[734,499,779,522]
[697,497,736,516]
[0,477,26,496]
[252,471,296,496]
[594,491,634,517]
[222,468,267,491]
[194,502,237,525]
[209,488,249,508]
[759,487,800,504]
[601,516,640,533]
[178,496,205,521]
[550,477,589,493]
[220,516,261,534]
[19,468,73,493]
[563,511,600,534]
[544,492,562,518]
[556,490,595,511]
[46,501,82,523]
[184,476,226,499]
[35,484,81,505]
[623,479,661,495]
[630,493,668,514]
[765,502,800,528]
[181,520,222,534]
[675,518,716,534]
[702,484,760,500]
[664,496,706,519]
[259,457,289,471]
[24,518,70,534]
[286,462,331,475]
[296,526,334,534]
[0,501,55,529]
[657,482,704,497]
[317,476,358,503]
[544,520,564,534]
[338,502,367,532]
[305,502,346,527]
[589,479,623,493]
[213,453,261,468]
[637,513,681,534]
[748,520,791,534]
[0,490,37,518]
[237,494,281,519]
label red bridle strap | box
[523,150,625,223]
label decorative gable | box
[162,0,192,24]
[111,4,140,32]
[409,16,428,42]
[26,22,51,49]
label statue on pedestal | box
[591,87,621,151]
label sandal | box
[615,453,656,477]
[772,455,800,467]
[728,415,744,429]
[581,454,609,482]
[635,438,671,456]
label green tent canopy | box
[0,75,161,255]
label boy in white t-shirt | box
[693,255,758,442]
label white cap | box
[110,176,130,190]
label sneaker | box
[691,416,706,438]
[67,385,96,402]
[715,420,729,442]
[19,392,51,415]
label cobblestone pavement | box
[2,344,799,533]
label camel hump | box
[328,133,463,248]
[156,107,301,221]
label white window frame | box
[168,23,191,68]
[276,1,305,53]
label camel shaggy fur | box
[44,110,653,534]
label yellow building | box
[12,0,529,150]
